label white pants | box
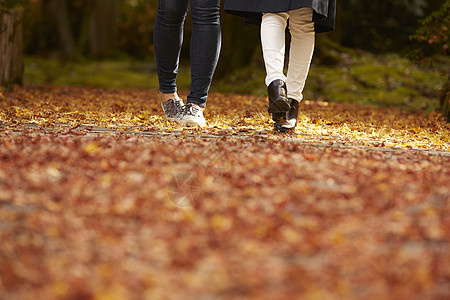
[261,8,315,102]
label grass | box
[24,56,190,90]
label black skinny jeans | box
[154,0,221,108]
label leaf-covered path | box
[1,87,449,299]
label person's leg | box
[261,12,289,86]
[186,0,221,108]
[286,8,315,102]
[261,12,291,113]
[154,0,189,99]
[273,8,314,133]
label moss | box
[212,66,267,97]
[23,56,191,90]
[306,53,446,112]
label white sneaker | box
[178,103,206,127]
[161,98,185,121]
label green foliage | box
[0,0,27,12]
[336,0,442,53]
[409,0,450,60]
[409,0,450,122]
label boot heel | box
[273,99,299,133]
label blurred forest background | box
[1,0,449,117]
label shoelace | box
[184,104,200,116]
[165,99,184,115]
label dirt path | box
[1,87,449,299]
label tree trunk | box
[440,76,450,123]
[88,0,118,58]
[0,8,23,89]
[215,12,260,78]
[45,0,77,58]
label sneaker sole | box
[177,118,206,127]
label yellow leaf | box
[84,142,102,153]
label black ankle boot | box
[273,99,299,133]
[267,79,290,113]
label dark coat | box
[224,0,336,33]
